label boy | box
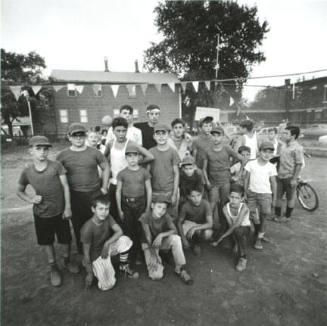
[57,123,110,254]
[212,184,251,272]
[17,136,79,287]
[86,128,100,149]
[168,118,192,160]
[177,185,213,255]
[267,127,279,156]
[179,156,205,208]
[244,141,277,250]
[230,145,251,186]
[81,195,138,291]
[149,124,180,218]
[192,116,214,169]
[104,117,153,222]
[203,126,243,229]
[116,144,152,264]
[106,105,142,146]
[139,195,193,285]
[236,119,258,160]
[274,125,304,222]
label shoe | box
[62,258,80,274]
[254,238,263,250]
[192,244,201,256]
[119,264,139,279]
[175,268,193,285]
[50,264,62,287]
[236,257,247,272]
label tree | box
[143,1,269,125]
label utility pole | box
[22,90,34,136]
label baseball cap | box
[68,122,87,135]
[210,126,225,135]
[199,116,213,127]
[29,135,52,147]
[180,156,195,166]
[260,141,275,151]
[152,193,171,204]
[154,123,170,133]
[125,144,139,154]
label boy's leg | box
[108,183,119,221]
[141,243,164,280]
[217,182,230,232]
[234,226,250,271]
[285,178,297,218]
[255,194,272,250]
[274,177,285,219]
[208,186,219,229]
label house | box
[41,66,181,137]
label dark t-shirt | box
[179,169,204,198]
[139,211,176,240]
[134,122,156,150]
[192,134,214,168]
[149,147,180,192]
[18,160,66,218]
[80,215,117,262]
[117,167,151,197]
[56,147,105,192]
[179,199,211,224]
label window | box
[133,109,139,120]
[59,110,68,123]
[67,84,76,97]
[113,109,120,117]
[79,109,88,123]
[323,85,327,103]
[93,84,102,97]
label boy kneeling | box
[139,195,193,285]
[81,195,138,291]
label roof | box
[50,69,179,84]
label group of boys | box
[17,103,304,290]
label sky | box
[2,0,327,101]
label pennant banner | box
[127,85,136,97]
[9,86,22,100]
[154,83,162,94]
[111,85,120,98]
[75,85,84,94]
[230,97,235,106]
[168,83,175,93]
[192,81,199,92]
[140,84,148,95]
[205,81,211,91]
[53,85,64,92]
[32,85,42,95]
[93,84,102,95]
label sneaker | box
[254,238,263,250]
[50,264,62,287]
[236,257,247,272]
[175,268,193,285]
[119,264,139,279]
[192,244,201,256]
[62,258,80,274]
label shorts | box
[208,183,230,206]
[277,177,296,201]
[34,213,72,246]
[182,220,202,239]
[247,190,272,223]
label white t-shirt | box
[245,159,277,193]
[243,133,258,160]
[106,126,142,146]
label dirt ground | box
[1,144,327,326]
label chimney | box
[134,60,140,73]
[104,57,109,72]
[285,79,291,86]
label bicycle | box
[296,177,319,212]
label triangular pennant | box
[230,96,235,106]
[9,86,22,100]
[53,85,64,92]
[181,82,187,92]
[75,85,84,94]
[127,85,136,97]
[192,81,199,92]
[111,85,120,98]
[205,81,211,91]
[93,84,102,95]
[140,84,148,95]
[168,83,175,93]
[31,85,42,95]
[154,84,162,94]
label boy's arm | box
[153,217,177,248]
[82,242,94,289]
[172,165,179,205]
[140,222,153,246]
[115,180,124,220]
[243,170,250,201]
[226,145,244,162]
[98,159,110,193]
[291,163,302,186]
[17,183,42,204]
[59,174,72,219]
[270,175,277,207]
[131,141,154,164]
[202,158,211,187]
[145,179,152,212]
[177,206,189,247]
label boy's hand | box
[290,178,297,187]
[152,235,163,248]
[100,187,108,195]
[32,195,42,204]
[187,226,198,239]
[148,248,159,271]
[63,207,72,219]
[101,244,110,259]
[182,238,190,249]
[171,193,178,206]
[85,273,94,290]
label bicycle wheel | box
[297,183,319,212]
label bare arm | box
[145,179,152,212]
[99,159,110,192]
[270,176,277,206]
[243,171,250,200]
[17,184,41,204]
[172,165,179,203]
[59,174,72,219]
[116,180,123,219]
[141,223,153,246]
[202,159,210,186]
[133,143,154,164]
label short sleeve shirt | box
[278,141,304,179]
[179,199,211,224]
[56,147,105,192]
[117,167,151,197]
[134,122,155,149]
[179,169,204,198]
[149,147,180,192]
[245,159,277,193]
[80,216,117,262]
[191,134,214,168]
[139,211,175,240]
[18,160,66,218]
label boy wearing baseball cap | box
[139,195,193,284]
[116,144,152,264]
[244,141,277,250]
[56,123,110,254]
[17,136,79,287]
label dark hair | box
[112,117,128,130]
[285,125,300,139]
[120,104,133,114]
[240,119,254,132]
[101,129,108,135]
[91,195,111,208]
[171,118,185,128]
[187,185,204,196]
[268,127,278,134]
[238,145,251,154]
[146,104,160,112]
[230,184,244,196]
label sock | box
[258,232,265,239]
[275,206,281,217]
[119,252,129,265]
[285,206,293,218]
